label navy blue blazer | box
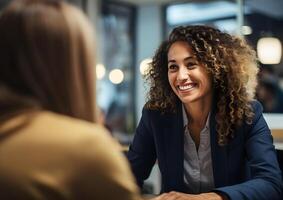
[127,100,283,200]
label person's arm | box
[149,191,227,200]
[213,101,283,200]
[127,108,157,188]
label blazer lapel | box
[163,102,186,192]
[210,112,229,188]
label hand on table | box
[149,192,225,200]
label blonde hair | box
[0,0,97,122]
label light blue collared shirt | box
[182,104,214,194]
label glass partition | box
[97,1,136,143]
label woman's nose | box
[177,66,189,82]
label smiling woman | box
[167,41,212,112]
[127,25,283,200]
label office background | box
[1,0,282,139]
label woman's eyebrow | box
[168,59,176,63]
[168,56,194,63]
[184,56,196,62]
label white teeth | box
[178,84,194,91]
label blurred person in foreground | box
[0,0,141,199]
[127,25,283,200]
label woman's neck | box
[184,96,212,128]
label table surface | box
[275,142,283,150]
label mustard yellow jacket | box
[0,111,141,200]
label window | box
[97,1,136,142]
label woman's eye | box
[168,64,178,71]
[186,62,197,69]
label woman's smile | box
[177,83,197,92]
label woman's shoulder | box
[32,110,118,149]
[248,100,264,124]
[39,112,141,199]
[0,110,141,200]
[250,100,263,114]
[242,100,267,133]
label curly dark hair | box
[145,25,258,145]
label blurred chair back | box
[276,149,283,199]
[277,149,283,173]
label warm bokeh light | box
[257,37,282,64]
[96,64,106,80]
[139,58,152,75]
[241,25,252,35]
[109,69,124,84]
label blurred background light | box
[139,58,152,75]
[96,64,106,80]
[257,37,282,64]
[109,69,124,84]
[241,25,252,35]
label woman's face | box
[167,41,212,105]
